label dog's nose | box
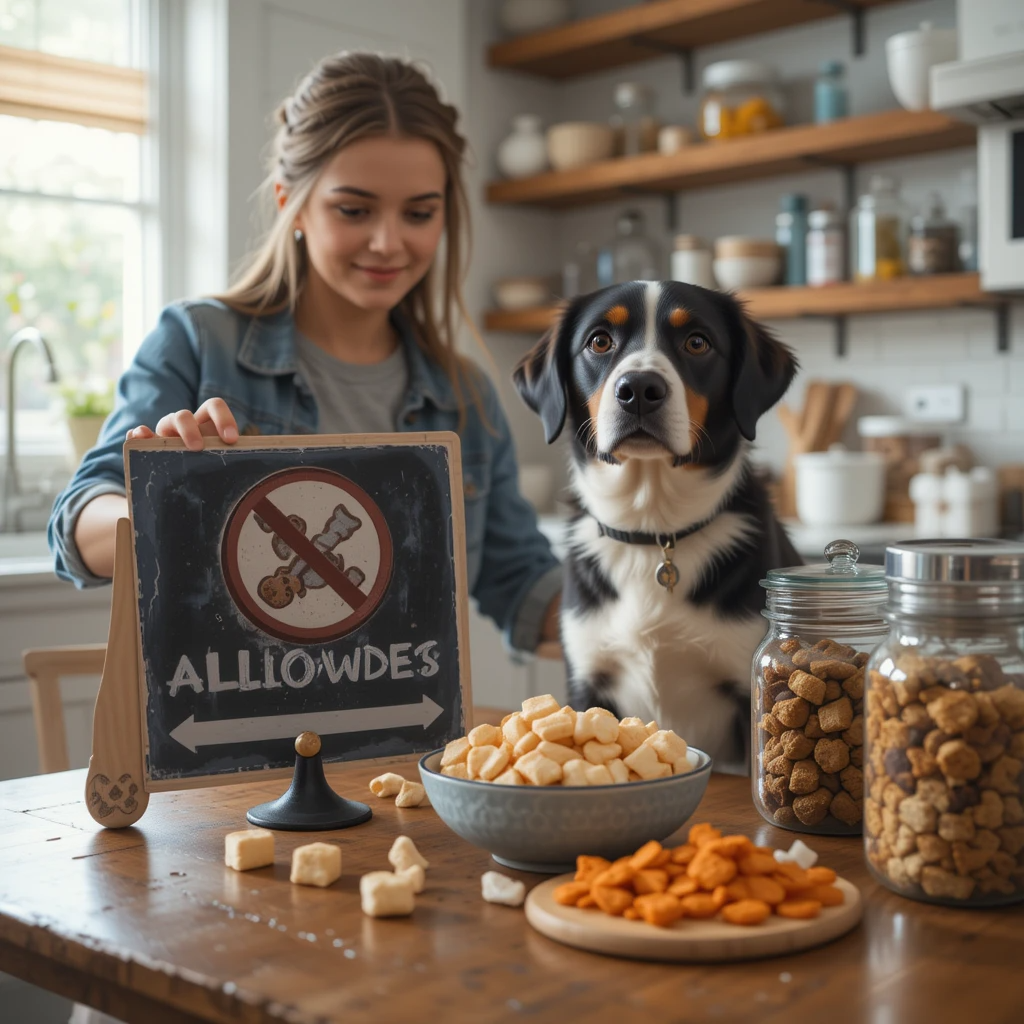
[615,371,668,417]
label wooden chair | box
[22,644,107,774]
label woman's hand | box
[126,397,239,451]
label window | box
[0,0,153,449]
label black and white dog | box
[514,281,800,769]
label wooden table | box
[2,751,1022,1024]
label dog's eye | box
[684,334,711,355]
[587,331,614,355]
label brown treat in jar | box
[973,691,1001,728]
[953,655,1006,692]
[991,686,1024,730]
[997,825,1024,856]
[938,812,976,842]
[774,697,811,729]
[842,671,865,700]
[763,676,795,704]
[792,648,813,669]
[792,788,833,826]
[850,746,864,768]
[990,851,1015,877]
[901,704,933,730]
[814,738,850,773]
[890,674,923,708]
[983,754,1023,795]
[788,671,826,706]
[916,778,950,812]
[885,856,911,888]
[779,637,803,655]
[893,823,917,856]
[882,805,899,838]
[921,865,976,901]
[904,852,925,883]
[1010,732,1024,759]
[763,737,783,763]
[883,748,912,779]
[906,726,929,749]
[766,755,794,778]
[977,726,1011,765]
[789,759,820,795]
[924,729,952,756]
[818,697,854,734]
[771,688,796,706]
[898,796,938,834]
[805,713,826,739]
[774,806,798,826]
[764,773,793,807]
[882,781,907,812]
[946,784,980,814]
[917,833,951,863]
[819,771,841,794]
[830,790,862,826]
[907,747,938,779]
[864,798,883,837]
[880,719,911,750]
[869,776,887,804]
[853,652,870,668]
[971,828,1001,856]
[936,739,982,783]
[824,680,844,702]
[780,729,816,761]
[810,659,859,681]
[952,842,993,876]
[841,716,864,748]
[759,713,784,738]
[840,765,864,801]
[819,639,857,659]
[929,690,980,736]
[1003,796,1024,824]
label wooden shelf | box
[486,110,975,208]
[488,0,901,78]
[483,274,1002,334]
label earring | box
[294,228,304,243]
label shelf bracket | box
[799,156,856,211]
[803,314,848,357]
[628,36,695,94]
[996,302,1010,353]
[814,0,866,57]
[663,192,678,234]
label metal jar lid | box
[885,539,1024,617]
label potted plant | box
[61,380,115,463]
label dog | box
[513,281,800,770]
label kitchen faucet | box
[4,327,60,532]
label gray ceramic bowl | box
[418,747,712,873]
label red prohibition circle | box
[221,467,393,644]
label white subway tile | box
[965,396,1004,431]
[1004,398,1024,432]
[948,362,1007,397]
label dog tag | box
[656,537,679,593]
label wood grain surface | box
[1,714,1022,1024]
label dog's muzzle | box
[614,371,667,418]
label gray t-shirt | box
[294,331,409,434]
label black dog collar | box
[595,514,717,547]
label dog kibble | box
[756,635,871,834]
[865,648,1024,904]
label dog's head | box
[513,281,797,470]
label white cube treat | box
[512,731,541,759]
[493,767,524,785]
[616,719,650,756]
[537,740,581,765]
[360,871,415,917]
[583,763,614,786]
[468,723,503,748]
[520,693,561,723]
[441,763,468,779]
[389,834,429,872]
[515,750,562,786]
[395,780,428,808]
[623,743,672,781]
[369,772,405,797]
[398,863,426,893]
[561,760,590,786]
[440,736,470,767]
[774,839,818,869]
[481,871,526,907]
[647,729,688,764]
[502,713,530,746]
[290,842,342,888]
[583,739,622,765]
[574,708,619,745]
[224,828,274,872]
[607,758,630,784]
[531,711,574,742]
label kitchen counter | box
[1,726,1021,1024]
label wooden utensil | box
[525,875,862,962]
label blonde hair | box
[215,52,486,425]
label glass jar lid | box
[763,539,888,595]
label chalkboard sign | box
[123,433,471,790]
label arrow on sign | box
[169,695,445,753]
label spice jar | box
[700,60,784,140]
[908,192,961,275]
[864,540,1024,907]
[806,206,845,286]
[670,234,714,290]
[851,174,907,281]
[752,540,888,835]
[611,81,659,156]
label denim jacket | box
[48,300,562,653]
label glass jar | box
[908,192,961,275]
[596,209,661,286]
[864,540,1024,907]
[670,234,713,289]
[700,60,784,140]
[610,81,659,156]
[753,540,889,835]
[814,60,848,124]
[851,174,907,282]
[806,205,846,286]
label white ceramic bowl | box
[546,122,616,171]
[499,0,572,36]
[493,277,551,310]
[885,21,958,111]
[713,255,780,290]
[419,746,712,872]
[795,446,886,526]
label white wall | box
[470,0,1023,479]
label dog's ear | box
[729,302,798,442]
[513,301,577,444]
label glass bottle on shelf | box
[597,210,661,286]
[958,166,978,272]
[775,193,809,286]
[610,82,659,157]
[814,61,848,124]
[850,174,907,282]
[908,192,961,275]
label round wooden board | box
[525,876,862,963]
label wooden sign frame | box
[85,432,473,827]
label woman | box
[49,52,561,655]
